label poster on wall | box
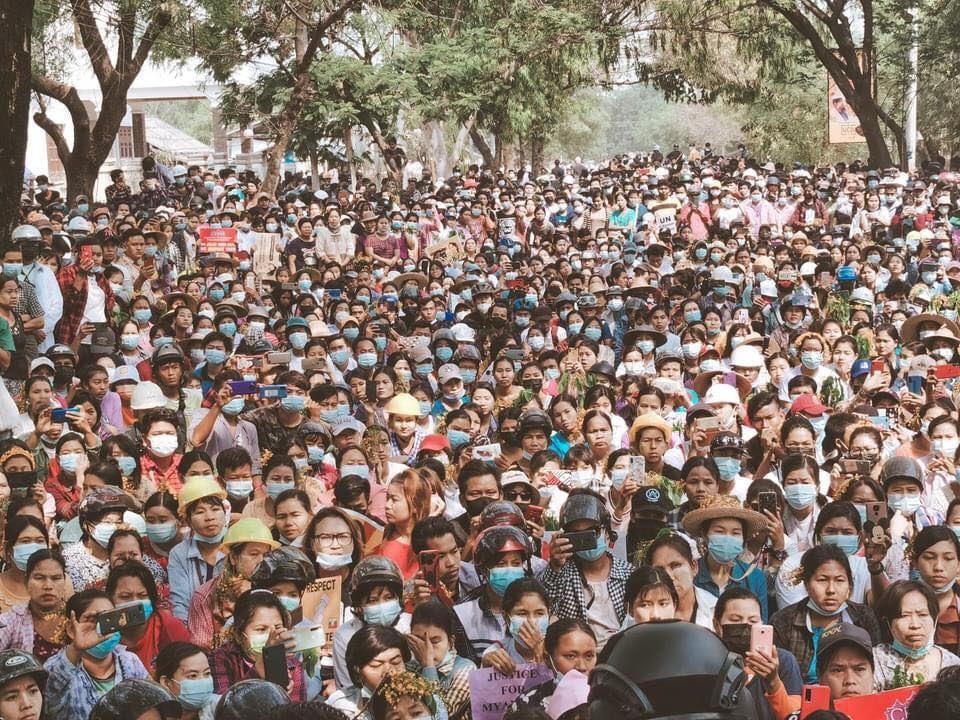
[827,50,867,144]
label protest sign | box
[198,226,237,253]
[469,663,552,720]
[300,575,342,647]
[833,685,919,720]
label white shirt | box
[22,263,62,353]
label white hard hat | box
[11,225,41,242]
[704,383,741,406]
[172,165,188,177]
[66,216,89,233]
[711,266,734,284]
[800,261,817,277]
[130,381,165,410]
[730,345,764,369]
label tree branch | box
[69,0,116,88]
[32,101,72,166]
[129,9,172,81]
[296,0,358,75]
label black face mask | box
[522,379,543,393]
[54,367,75,387]
[6,471,37,492]
[721,623,752,655]
[628,518,667,543]
[20,243,39,265]
[464,496,495,518]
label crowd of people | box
[3,146,960,720]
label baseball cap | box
[330,416,365,437]
[437,364,462,385]
[29,357,54,374]
[630,486,674,515]
[790,394,829,417]
[420,434,451,452]
[109,365,140,387]
[816,623,874,666]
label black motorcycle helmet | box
[214,679,290,720]
[90,679,181,720]
[0,650,45,691]
[250,546,317,593]
[588,621,755,720]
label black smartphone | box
[419,550,440,590]
[263,643,289,688]
[757,491,778,516]
[98,602,147,635]
[6,471,36,491]
[564,530,598,553]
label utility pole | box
[904,5,919,171]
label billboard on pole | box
[827,52,867,144]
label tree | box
[31,0,176,199]
[0,0,35,237]
[645,0,909,167]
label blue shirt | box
[44,647,148,720]
[168,535,226,621]
[694,558,769,621]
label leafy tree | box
[31,0,180,199]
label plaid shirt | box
[769,599,882,682]
[44,646,148,720]
[537,554,631,626]
[209,639,306,701]
[55,265,115,346]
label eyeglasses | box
[313,533,353,547]
[504,489,534,502]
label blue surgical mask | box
[209,288,225,303]
[888,492,921,516]
[821,534,859,556]
[784,484,817,510]
[637,340,655,355]
[145,521,179,545]
[363,598,402,626]
[226,480,253,499]
[374,336,387,352]
[684,309,701,324]
[12,542,46,572]
[316,552,353,570]
[307,446,325,464]
[509,615,550,641]
[707,534,743,564]
[196,524,228,545]
[133,308,152,323]
[221,398,245,416]
[86,631,122,659]
[116,455,138,477]
[568,322,582,335]
[448,429,471,449]
[584,327,602,342]
[3,263,22,277]
[279,595,300,613]
[290,332,308,350]
[807,598,848,617]
[357,352,377,369]
[341,464,369,479]
[415,363,432,377]
[205,348,226,365]
[267,481,296,500]
[800,351,823,370]
[343,327,360,342]
[140,598,155,622]
[713,457,741,481]
[219,322,236,337]
[436,347,454,363]
[177,676,215,711]
[460,369,477,385]
[280,396,305,413]
[891,638,933,660]
[487,566,526,596]
[577,534,608,562]
[331,349,350,366]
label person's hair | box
[502,578,550,618]
[644,532,695,566]
[105,560,159,607]
[344,624,410,686]
[154,641,207,682]
[814,501,862,538]
[25,548,65,578]
[4,515,47,556]
[269,703,351,720]
[231,589,290,643]
[216,447,253,477]
[387,469,432,532]
[144,490,179,517]
[746,391,780,422]
[876,579,940,625]
[178,450,214,476]
[800,544,853,585]
[411,516,464,554]
[837,475,885,502]
[543,618,595,658]
[781,451,820,481]
[263,453,297,480]
[86,461,123,487]
[680,455,719,482]
[713,586,761,622]
[906,673,960,720]
[457,459,501,495]
[334,474,370,507]
[913,525,960,562]
[410,600,457,639]
[65,588,112,626]
[106,528,144,560]
[624,566,678,608]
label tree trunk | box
[530,135,545,176]
[0,0,34,237]
[344,126,356,191]
[469,126,495,168]
[309,151,320,187]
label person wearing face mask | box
[241,370,310,456]
[481,577,552,676]
[189,371,261,476]
[542,491,630,649]
[332,556,411,688]
[906,525,960,656]
[62,486,139,593]
[155,641,221,720]
[0,516,57,615]
[769,544,881,683]
[682,494,769,621]
[209,588,307,700]
[57,237,115,360]
[44,588,151,720]
[872,580,960,690]
[14,224,62,354]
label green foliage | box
[139,100,214,146]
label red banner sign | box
[197,226,237,254]
[834,685,920,720]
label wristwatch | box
[768,548,788,562]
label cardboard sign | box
[299,575,342,647]
[468,663,552,720]
[833,685,920,720]
[198,226,237,254]
[339,507,385,556]
[253,232,282,276]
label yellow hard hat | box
[384,392,422,417]
[221,517,280,552]
[178,477,227,515]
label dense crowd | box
[3,146,960,720]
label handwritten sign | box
[198,226,237,254]
[468,663,552,720]
[253,232,282,277]
[833,685,919,720]
[300,575,342,647]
